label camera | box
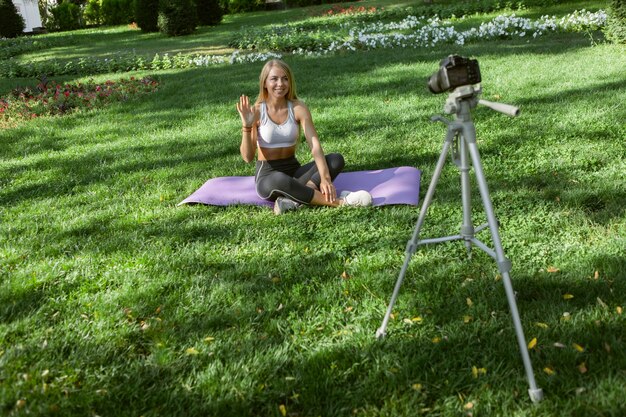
[428,55,481,94]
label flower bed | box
[0,10,607,79]
[0,76,159,127]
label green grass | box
[2,1,626,416]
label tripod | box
[376,85,543,403]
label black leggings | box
[255,153,345,204]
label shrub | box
[196,0,223,26]
[158,0,197,36]
[135,0,160,31]
[101,0,135,25]
[604,0,626,43]
[49,1,82,31]
[83,0,103,25]
[0,0,26,38]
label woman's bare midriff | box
[257,145,298,161]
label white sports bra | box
[257,101,299,149]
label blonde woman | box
[237,59,372,214]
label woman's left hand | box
[320,180,336,203]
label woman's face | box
[265,66,289,100]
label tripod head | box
[442,85,520,119]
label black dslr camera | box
[428,55,481,94]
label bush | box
[196,0,223,26]
[101,0,135,25]
[135,0,160,31]
[83,0,103,25]
[604,0,626,43]
[49,1,82,31]
[0,0,25,38]
[158,0,197,36]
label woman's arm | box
[294,101,336,202]
[237,95,258,163]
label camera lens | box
[427,71,444,94]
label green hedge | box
[101,0,135,25]
[604,0,626,43]
[49,1,82,31]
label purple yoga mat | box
[178,166,421,208]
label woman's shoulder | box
[291,99,310,114]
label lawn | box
[1,1,625,416]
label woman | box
[236,59,372,214]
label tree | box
[0,0,26,38]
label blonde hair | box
[255,59,298,105]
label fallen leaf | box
[185,347,199,355]
[528,338,538,349]
[535,322,549,329]
[403,318,413,324]
[471,366,486,378]
[604,342,611,353]
[466,298,473,307]
[543,367,555,375]
[341,271,350,279]
[344,306,353,313]
[463,315,473,323]
[572,343,585,352]
[16,399,26,409]
[432,337,442,344]
[575,387,586,395]
[464,402,474,410]
[562,312,571,321]
[553,342,566,348]
[411,316,423,323]
[617,306,623,315]
[547,266,560,273]
[578,362,588,374]
[412,383,423,391]
[594,270,599,280]
[203,336,215,343]
[563,293,574,300]
[279,404,287,417]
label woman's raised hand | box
[236,95,255,128]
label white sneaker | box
[274,197,301,215]
[340,190,373,207]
